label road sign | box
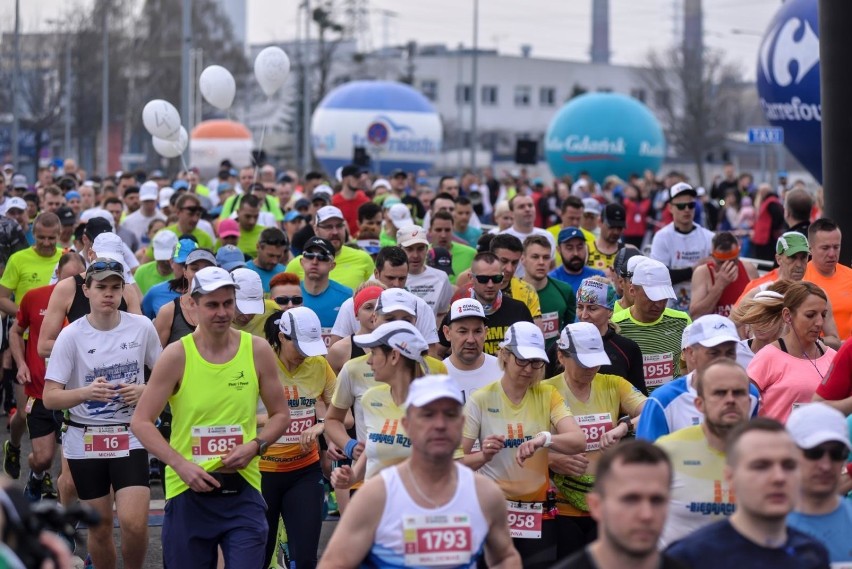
[748,127,784,145]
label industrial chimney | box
[591,0,610,64]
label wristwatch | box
[617,415,634,436]
[253,437,269,456]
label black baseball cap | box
[56,206,76,227]
[602,203,626,228]
[613,247,643,278]
[303,236,335,257]
[84,217,112,240]
[341,165,361,178]
[427,247,453,275]
[391,169,407,179]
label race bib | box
[539,312,559,340]
[642,353,674,388]
[575,413,612,452]
[191,425,244,463]
[25,397,35,414]
[322,327,333,347]
[506,502,543,539]
[83,425,130,458]
[276,408,316,444]
[403,514,473,566]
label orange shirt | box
[736,268,780,305]
[804,262,852,340]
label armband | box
[344,438,359,459]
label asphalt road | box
[2,420,338,568]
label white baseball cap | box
[372,178,391,191]
[354,321,428,365]
[681,324,692,351]
[376,288,418,317]
[582,198,602,216]
[312,185,334,202]
[449,298,486,322]
[404,375,464,408]
[92,232,125,262]
[232,268,265,315]
[159,187,176,209]
[152,230,178,261]
[79,207,114,227]
[139,181,159,202]
[500,321,549,363]
[315,205,344,225]
[278,306,327,357]
[687,315,740,348]
[626,254,646,275]
[669,182,697,201]
[4,197,26,212]
[556,322,611,368]
[191,266,239,295]
[631,258,676,302]
[388,203,414,229]
[397,224,429,248]
[787,402,851,451]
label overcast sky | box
[12,0,781,79]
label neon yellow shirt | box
[544,373,646,515]
[286,245,374,291]
[463,381,572,502]
[0,247,62,304]
[232,299,280,338]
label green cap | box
[775,231,810,256]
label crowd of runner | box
[0,159,850,569]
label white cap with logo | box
[556,322,611,368]
[388,203,414,229]
[232,268,265,315]
[191,266,240,295]
[631,258,676,302]
[397,224,429,248]
[278,306,327,357]
[449,298,487,322]
[500,321,549,362]
[687,315,740,348]
[787,402,851,451]
[354,321,428,365]
[404,375,465,408]
[315,206,344,224]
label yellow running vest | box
[165,331,261,499]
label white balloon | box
[152,126,188,158]
[199,65,236,110]
[142,99,182,141]
[254,47,291,97]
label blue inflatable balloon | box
[311,81,443,176]
[756,0,821,182]
[545,93,665,184]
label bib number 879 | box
[507,513,537,529]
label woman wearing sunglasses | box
[270,272,304,311]
[259,306,335,569]
[544,321,646,560]
[461,321,586,569]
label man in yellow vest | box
[132,267,290,568]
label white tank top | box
[365,463,489,569]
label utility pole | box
[470,0,479,171]
[101,5,109,174]
[64,46,72,159]
[11,0,20,169]
[181,0,192,164]
[302,0,312,175]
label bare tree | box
[639,46,743,187]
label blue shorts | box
[162,484,269,569]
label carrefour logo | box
[758,16,821,123]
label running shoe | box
[41,472,58,500]
[3,440,20,479]
[23,473,43,502]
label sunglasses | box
[513,355,546,369]
[672,202,696,211]
[88,260,123,274]
[181,206,204,215]
[801,445,847,462]
[473,274,504,284]
[274,295,304,306]
[303,251,332,262]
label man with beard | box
[655,358,752,546]
[438,253,533,356]
[442,298,501,402]
[549,227,605,296]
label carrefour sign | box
[545,93,665,183]
[311,81,443,175]
[756,0,821,182]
